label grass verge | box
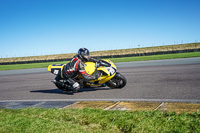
[0,61,68,71]
[0,108,199,133]
[0,51,200,71]
[1,43,200,63]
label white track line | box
[1,99,200,103]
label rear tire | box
[55,82,65,90]
[106,72,127,89]
[54,75,71,91]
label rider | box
[59,48,99,92]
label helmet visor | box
[83,55,90,60]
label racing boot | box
[71,82,80,93]
[67,78,80,93]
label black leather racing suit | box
[61,55,98,88]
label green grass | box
[109,51,200,63]
[0,108,199,133]
[0,61,69,71]
[1,43,200,63]
[1,51,200,71]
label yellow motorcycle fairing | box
[84,60,117,86]
[47,60,117,87]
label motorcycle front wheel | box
[105,72,127,89]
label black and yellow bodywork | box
[84,60,117,86]
[48,64,65,78]
[48,60,117,87]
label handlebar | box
[95,60,111,68]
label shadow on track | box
[79,87,111,92]
[30,87,111,95]
[30,89,64,94]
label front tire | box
[106,72,127,89]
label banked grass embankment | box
[0,43,200,64]
[0,51,200,70]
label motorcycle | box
[47,59,127,93]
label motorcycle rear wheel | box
[54,79,71,92]
[55,82,65,90]
[106,72,127,89]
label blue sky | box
[0,0,200,58]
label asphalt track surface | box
[0,57,200,104]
